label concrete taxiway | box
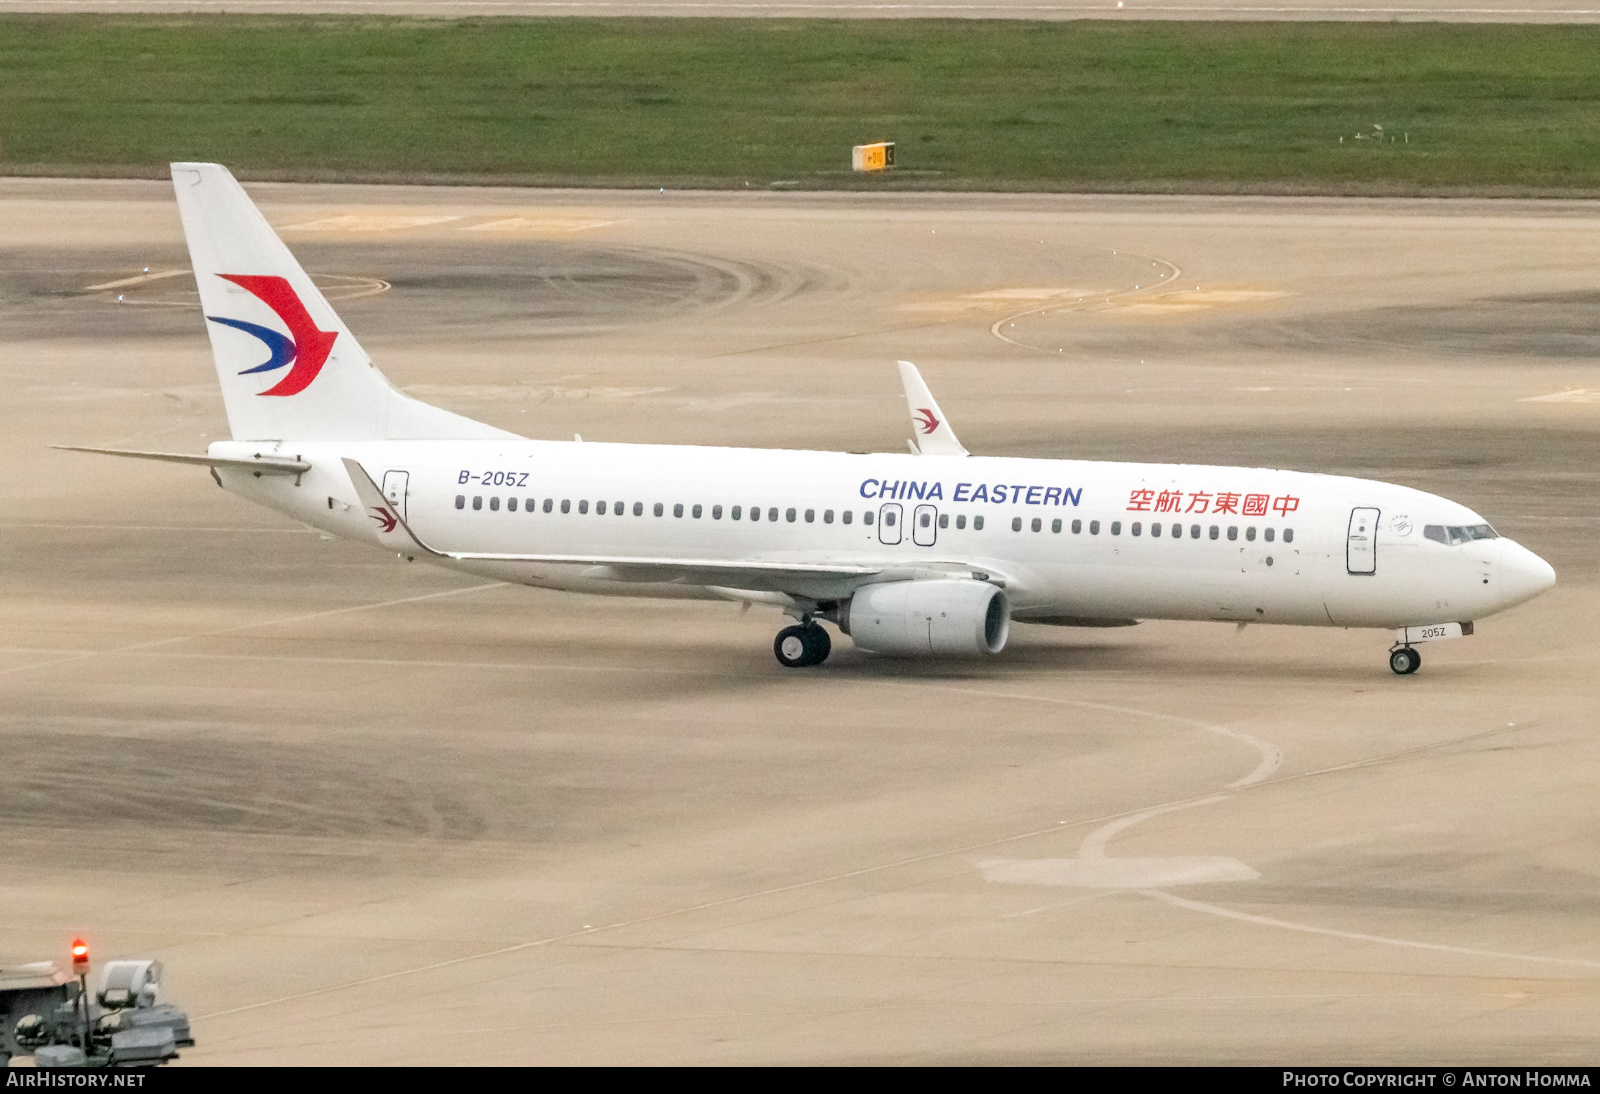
[2,180,1598,1063]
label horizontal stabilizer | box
[51,445,310,475]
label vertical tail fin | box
[171,163,513,442]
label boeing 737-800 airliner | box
[59,164,1556,674]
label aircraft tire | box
[775,626,812,668]
[1389,647,1421,675]
[802,622,832,666]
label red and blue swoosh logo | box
[206,274,337,397]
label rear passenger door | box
[382,470,410,520]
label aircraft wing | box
[341,459,890,594]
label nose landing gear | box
[1389,645,1421,675]
[775,622,832,668]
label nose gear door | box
[912,503,938,546]
[1347,507,1379,575]
[878,502,903,545]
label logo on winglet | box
[914,408,941,435]
[368,506,399,534]
[206,274,337,397]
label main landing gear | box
[1389,645,1422,676]
[775,622,832,668]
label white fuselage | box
[212,438,1555,632]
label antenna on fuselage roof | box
[897,361,968,457]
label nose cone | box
[1498,539,1557,609]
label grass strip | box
[2,16,1599,192]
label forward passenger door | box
[1347,507,1379,575]
[878,503,903,545]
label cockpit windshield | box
[1423,523,1498,546]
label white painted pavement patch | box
[979,856,1259,888]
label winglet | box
[342,458,443,559]
[897,361,967,456]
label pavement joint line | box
[0,581,506,679]
[991,248,1183,351]
[1143,889,1600,971]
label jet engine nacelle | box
[842,579,1010,656]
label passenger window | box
[1208,525,1218,540]
[507,497,518,512]
[1132,521,1141,536]
[750,507,760,522]
[527,498,536,513]
[939,514,949,529]
[1111,521,1121,535]
[768,508,779,522]
[1071,519,1081,534]
[560,499,570,514]
[1051,518,1061,533]
[1190,524,1200,539]
[674,503,684,518]
[1245,526,1255,541]
[1151,522,1160,537]
[843,511,853,525]
[1283,528,1294,544]
[974,515,985,531]
[491,497,500,511]
[1030,517,1041,532]
[595,501,606,515]
[785,507,796,523]
[713,505,723,519]
[693,504,703,519]
[1088,519,1098,535]
[545,499,554,513]
[1227,526,1237,541]
[732,505,742,520]
[824,509,834,524]
[956,515,967,530]
[654,502,664,517]
[473,496,483,511]
[1264,528,1275,543]
[455,495,465,510]
[578,500,588,514]
[864,511,874,526]
[805,509,815,523]
[1012,517,1022,532]
[614,501,624,516]
[1172,523,1182,538]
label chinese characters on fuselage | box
[1127,489,1299,517]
